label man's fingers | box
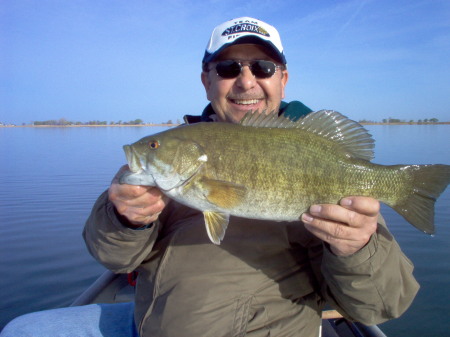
[113,191,167,226]
[307,203,361,229]
[306,197,380,229]
[302,212,358,241]
[108,165,168,226]
[301,197,380,256]
[109,184,146,201]
[340,196,380,217]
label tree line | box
[32,118,180,126]
[27,117,445,126]
[358,117,441,124]
[382,118,440,124]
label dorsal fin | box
[240,109,298,128]
[240,109,375,161]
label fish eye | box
[148,140,160,149]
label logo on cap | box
[221,23,270,38]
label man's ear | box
[280,70,289,99]
[201,71,210,91]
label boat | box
[71,270,387,337]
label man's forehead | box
[215,44,277,62]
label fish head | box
[120,129,207,191]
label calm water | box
[0,125,449,336]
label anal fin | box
[203,211,230,245]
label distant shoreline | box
[360,122,450,125]
[1,122,449,128]
[0,123,180,128]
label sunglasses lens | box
[216,60,241,79]
[214,60,278,79]
[251,60,276,78]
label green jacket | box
[184,101,312,123]
[83,101,419,337]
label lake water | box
[0,125,449,336]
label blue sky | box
[1,0,449,124]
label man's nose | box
[234,65,257,90]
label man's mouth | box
[229,98,261,105]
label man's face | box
[201,44,289,123]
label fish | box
[120,109,450,245]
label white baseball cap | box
[202,17,286,65]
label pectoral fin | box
[202,179,247,209]
[203,211,230,245]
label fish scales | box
[173,123,403,217]
[173,123,338,217]
[120,110,450,244]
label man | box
[1,17,418,337]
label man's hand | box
[108,165,168,227]
[301,196,379,256]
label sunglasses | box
[211,60,282,79]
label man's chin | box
[228,110,251,123]
[228,105,265,123]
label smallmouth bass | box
[120,110,450,244]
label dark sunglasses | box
[211,60,282,79]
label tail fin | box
[392,164,450,234]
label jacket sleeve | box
[317,219,419,325]
[83,190,161,273]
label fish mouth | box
[123,145,142,173]
[120,144,157,187]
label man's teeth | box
[233,99,259,105]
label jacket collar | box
[183,101,311,125]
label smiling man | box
[1,17,419,337]
[199,18,297,124]
[201,44,288,123]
